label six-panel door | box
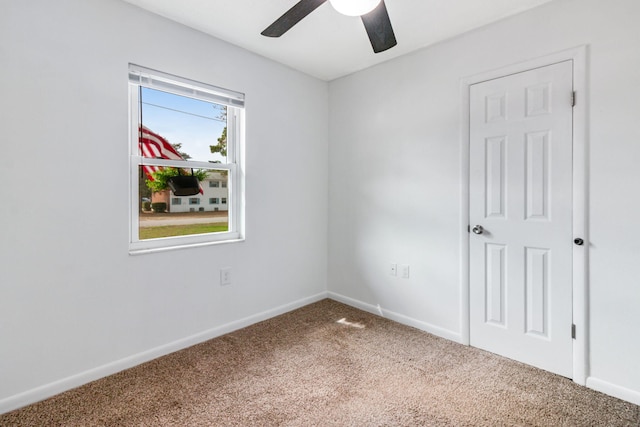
[469,61,574,378]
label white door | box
[469,61,574,378]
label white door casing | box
[469,60,574,378]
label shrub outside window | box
[129,64,244,253]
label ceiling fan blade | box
[361,0,397,53]
[261,0,328,37]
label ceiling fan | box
[261,0,397,53]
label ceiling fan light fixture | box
[329,0,382,16]
[262,0,396,54]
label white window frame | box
[128,64,245,254]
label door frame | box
[459,46,589,385]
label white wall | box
[0,0,328,411]
[328,0,640,405]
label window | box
[129,64,244,253]
[209,198,219,204]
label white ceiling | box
[121,0,555,81]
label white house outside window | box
[129,64,245,253]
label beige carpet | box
[2,299,639,426]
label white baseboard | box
[587,377,640,406]
[6,292,640,412]
[327,291,463,343]
[0,292,328,415]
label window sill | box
[129,236,244,256]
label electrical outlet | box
[390,263,397,276]
[401,264,410,279]
[220,267,232,286]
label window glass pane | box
[130,65,242,250]
[139,87,228,163]
[138,166,229,240]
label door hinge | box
[571,91,576,107]
[571,324,576,339]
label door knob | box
[472,225,484,235]
[574,238,584,246]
